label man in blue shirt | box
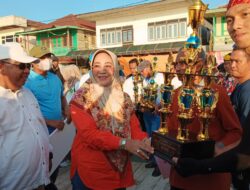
[230,48,250,127]
[227,48,250,190]
[25,46,69,133]
[25,45,70,190]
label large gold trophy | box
[133,71,143,110]
[140,59,159,112]
[158,53,175,134]
[152,0,218,162]
[196,54,219,140]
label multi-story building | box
[73,0,211,73]
[205,5,233,63]
[17,14,96,56]
[0,15,45,50]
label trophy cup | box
[133,71,143,110]
[158,53,175,134]
[140,59,159,112]
[140,79,158,112]
[152,0,216,162]
[196,54,219,141]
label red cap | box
[227,0,250,10]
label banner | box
[49,122,76,175]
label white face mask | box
[38,58,52,71]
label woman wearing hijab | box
[70,49,153,190]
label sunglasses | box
[18,63,32,70]
[2,61,31,70]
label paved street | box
[55,157,170,190]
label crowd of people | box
[1,0,250,189]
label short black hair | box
[52,55,59,62]
[232,47,250,61]
[129,58,139,66]
[217,63,226,73]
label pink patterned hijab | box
[71,49,134,173]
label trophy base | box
[152,131,215,164]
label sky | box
[0,0,228,23]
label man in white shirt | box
[123,58,141,103]
[123,58,145,131]
[0,43,51,190]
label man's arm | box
[61,95,71,124]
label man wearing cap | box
[217,53,238,96]
[0,42,51,190]
[25,45,69,133]
[138,59,164,177]
[138,60,164,136]
[25,45,70,190]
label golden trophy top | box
[188,0,208,31]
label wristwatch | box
[120,138,127,150]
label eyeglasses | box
[2,61,31,70]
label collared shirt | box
[25,70,63,121]
[0,87,51,190]
[230,79,250,126]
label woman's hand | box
[125,139,154,160]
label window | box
[111,31,115,44]
[155,25,166,40]
[41,38,50,48]
[101,32,106,46]
[127,30,133,42]
[1,35,17,44]
[161,25,166,39]
[2,36,5,44]
[156,26,161,40]
[167,24,173,38]
[63,36,67,47]
[116,31,121,43]
[100,26,132,46]
[148,19,187,41]
[167,23,178,38]
[57,37,62,47]
[6,35,14,42]
[148,26,154,41]
[122,29,133,43]
[179,22,186,37]
[122,30,128,43]
[107,32,111,44]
